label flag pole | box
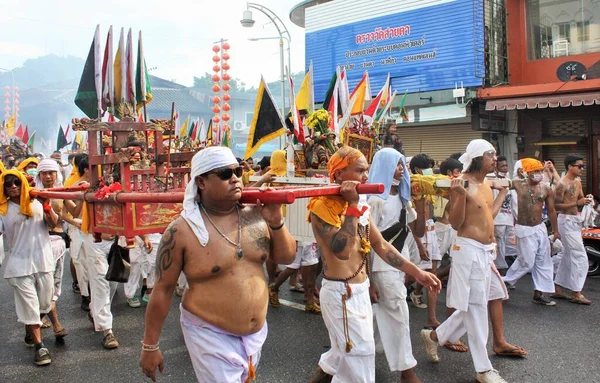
[165,102,175,192]
[143,100,149,149]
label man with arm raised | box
[307,146,440,383]
[140,147,296,382]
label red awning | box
[485,92,600,111]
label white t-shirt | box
[1,200,54,279]
[368,194,416,272]
[493,189,517,227]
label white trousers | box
[555,214,589,292]
[372,271,417,372]
[503,224,554,293]
[124,245,158,299]
[180,305,267,383]
[68,224,89,297]
[319,279,375,383]
[83,238,118,331]
[438,237,494,373]
[494,225,517,269]
[50,235,67,301]
[7,272,54,325]
[435,222,456,258]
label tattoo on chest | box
[155,225,177,282]
[568,182,576,197]
[254,236,270,252]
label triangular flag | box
[376,90,399,123]
[102,26,115,114]
[322,69,338,111]
[222,127,230,148]
[74,25,102,119]
[206,119,213,146]
[245,77,286,160]
[135,31,152,112]
[296,60,314,114]
[126,29,136,105]
[179,116,189,137]
[349,71,370,115]
[15,123,23,139]
[72,131,83,151]
[328,67,340,139]
[114,28,127,118]
[289,72,305,144]
[364,73,389,121]
[56,125,68,151]
[198,118,207,144]
[27,131,35,151]
[22,125,29,144]
[338,68,350,114]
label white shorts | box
[410,220,441,269]
[7,272,54,325]
[288,243,320,269]
[435,221,456,257]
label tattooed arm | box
[369,217,441,292]
[310,212,358,260]
[142,219,184,348]
[545,185,560,240]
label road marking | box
[279,298,305,311]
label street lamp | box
[248,36,291,87]
[241,3,291,122]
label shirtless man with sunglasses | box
[141,147,296,382]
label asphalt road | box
[0,256,598,383]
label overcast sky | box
[0,0,306,87]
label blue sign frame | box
[306,0,484,101]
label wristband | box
[344,205,368,217]
[269,221,285,231]
[43,203,52,213]
[141,341,160,351]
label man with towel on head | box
[420,139,510,383]
[504,158,559,306]
[307,146,440,383]
[140,146,296,383]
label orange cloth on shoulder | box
[0,170,34,217]
[521,158,543,173]
[327,146,364,183]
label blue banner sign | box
[306,0,484,101]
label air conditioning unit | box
[234,121,245,131]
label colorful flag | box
[22,125,29,144]
[56,125,68,151]
[245,77,286,160]
[135,31,152,112]
[322,69,338,111]
[114,28,127,118]
[27,131,35,151]
[338,68,350,113]
[126,29,136,105]
[72,131,84,151]
[349,71,370,115]
[221,127,230,148]
[179,116,189,137]
[288,73,305,144]
[102,26,115,114]
[206,119,213,146]
[377,90,398,123]
[296,60,314,114]
[75,25,102,119]
[15,123,23,139]
[4,114,15,137]
[364,73,389,121]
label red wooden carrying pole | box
[29,183,384,205]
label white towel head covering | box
[34,159,63,189]
[513,160,525,178]
[181,147,238,247]
[459,139,495,172]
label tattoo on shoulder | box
[384,251,405,269]
[310,213,335,237]
[155,222,178,282]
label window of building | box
[526,0,600,60]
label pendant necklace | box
[200,203,243,260]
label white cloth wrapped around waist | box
[558,214,583,234]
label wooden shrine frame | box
[344,133,374,162]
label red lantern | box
[222,103,231,111]
[212,65,221,72]
[222,42,231,50]
[212,105,221,113]
[212,96,221,104]
[222,113,230,122]
[212,74,221,82]
[212,84,221,92]
[212,45,220,53]
[222,62,230,70]
[223,124,230,132]
[222,73,231,81]
[212,55,220,63]
[223,94,231,101]
[222,52,230,60]
[222,83,231,91]
[212,116,220,123]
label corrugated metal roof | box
[485,92,600,111]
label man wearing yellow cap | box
[0,170,59,366]
[504,158,560,306]
[307,146,440,383]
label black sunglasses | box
[4,179,22,188]
[570,164,585,170]
[204,167,243,181]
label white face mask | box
[391,178,400,186]
[421,168,434,176]
[532,174,543,183]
